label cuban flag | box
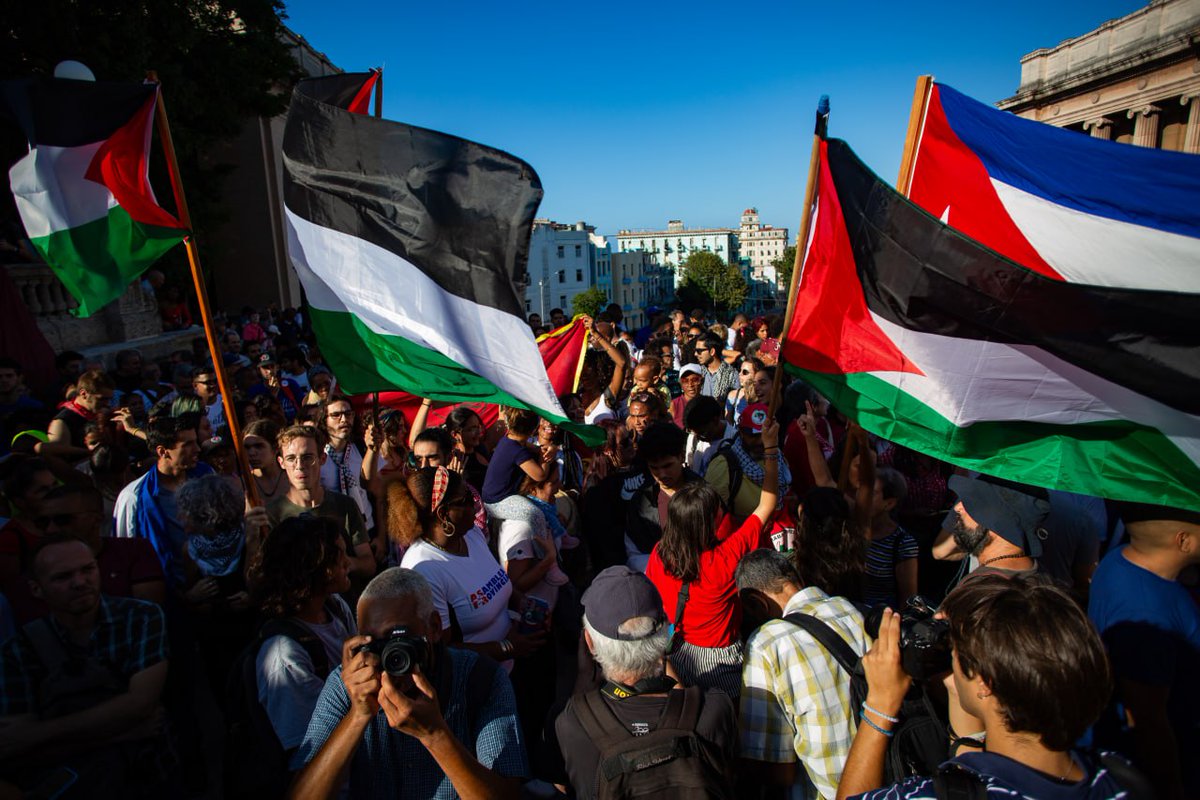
[907,82,1200,292]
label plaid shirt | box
[702,362,739,401]
[740,587,868,800]
[0,595,168,716]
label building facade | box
[523,219,607,319]
[738,208,789,283]
[998,0,1200,153]
[615,220,739,288]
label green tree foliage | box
[1,0,299,276]
[571,286,608,319]
[678,251,747,314]
[771,245,797,292]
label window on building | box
[557,245,564,258]
[557,270,565,283]
[560,295,566,308]
[575,269,583,282]
[574,245,582,257]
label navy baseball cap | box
[949,474,1050,557]
[582,566,666,640]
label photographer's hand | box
[341,635,381,721]
[378,668,521,800]
[835,608,911,800]
[862,608,911,718]
[378,668,447,743]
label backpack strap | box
[666,582,690,654]
[782,612,861,677]
[931,766,988,800]
[663,686,703,733]
[1090,750,1157,800]
[259,617,330,679]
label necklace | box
[258,469,285,498]
[978,551,1028,568]
[421,536,464,556]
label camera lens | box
[382,646,412,676]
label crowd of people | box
[0,299,1196,800]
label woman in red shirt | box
[645,413,780,700]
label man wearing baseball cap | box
[703,402,792,521]
[247,351,304,423]
[546,566,736,799]
[938,473,1050,583]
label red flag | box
[352,317,589,429]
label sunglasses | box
[34,511,85,528]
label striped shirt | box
[0,595,168,715]
[863,527,918,609]
[740,587,869,800]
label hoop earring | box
[440,518,456,538]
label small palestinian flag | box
[783,138,1200,511]
[1,77,186,317]
[282,74,603,444]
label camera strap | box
[782,612,862,677]
[600,674,678,701]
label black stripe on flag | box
[282,75,543,318]
[0,78,155,147]
[824,138,1200,416]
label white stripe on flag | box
[286,208,565,417]
[991,178,1200,292]
[9,143,115,239]
[867,313,1200,465]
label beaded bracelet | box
[862,701,900,724]
[859,712,894,738]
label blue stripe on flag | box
[937,82,1200,240]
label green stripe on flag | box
[29,205,184,317]
[787,365,1200,511]
[310,306,605,446]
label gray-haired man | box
[289,567,526,800]
[547,565,736,799]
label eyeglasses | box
[694,347,709,353]
[283,453,318,467]
[195,379,218,386]
[327,410,353,419]
[740,369,755,376]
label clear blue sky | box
[281,0,1144,240]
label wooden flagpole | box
[895,75,933,197]
[147,71,261,507]
[767,96,830,421]
[371,67,383,432]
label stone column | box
[1083,117,1113,140]
[1182,94,1200,154]
[1127,105,1161,148]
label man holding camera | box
[837,575,1138,800]
[289,568,526,800]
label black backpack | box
[932,750,1156,800]
[223,617,331,800]
[784,612,949,782]
[569,686,736,800]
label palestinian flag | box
[282,75,603,444]
[1,77,186,316]
[907,82,1200,292]
[783,137,1200,511]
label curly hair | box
[176,474,243,534]
[791,487,866,602]
[386,466,467,547]
[249,515,344,618]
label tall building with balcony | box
[615,220,739,288]
[738,208,789,285]
[523,219,607,319]
[998,0,1200,152]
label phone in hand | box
[518,596,550,634]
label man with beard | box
[934,474,1049,585]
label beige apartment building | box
[998,0,1200,153]
[738,208,789,285]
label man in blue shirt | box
[1088,502,1200,800]
[290,567,526,800]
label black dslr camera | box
[864,596,951,681]
[355,627,429,678]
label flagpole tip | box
[817,95,830,116]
